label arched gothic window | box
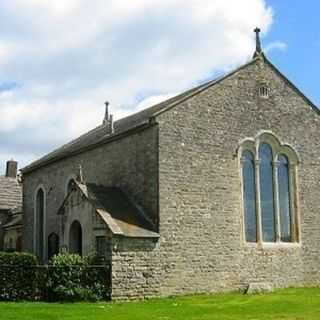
[35,188,45,258]
[259,143,276,242]
[240,133,299,244]
[242,151,257,242]
[278,155,291,242]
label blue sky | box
[266,0,320,106]
[0,0,319,173]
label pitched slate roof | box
[21,54,319,174]
[22,59,259,174]
[0,176,22,211]
[59,181,159,238]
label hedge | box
[0,252,110,301]
[0,252,38,301]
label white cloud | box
[0,0,274,173]
[135,93,177,112]
[265,41,288,54]
[0,41,16,65]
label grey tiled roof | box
[21,55,320,174]
[84,183,158,238]
[21,71,233,174]
[0,176,22,211]
[22,57,267,173]
[59,181,159,238]
[22,82,214,173]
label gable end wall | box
[155,58,320,295]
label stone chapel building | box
[21,30,320,299]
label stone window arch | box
[239,131,299,244]
[34,186,46,259]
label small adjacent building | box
[57,180,158,260]
[0,160,23,252]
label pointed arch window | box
[242,151,257,242]
[259,143,276,242]
[35,188,45,259]
[240,133,299,244]
[278,155,292,242]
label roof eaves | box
[115,230,160,238]
[96,208,123,235]
[22,121,152,174]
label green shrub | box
[83,255,111,301]
[0,252,110,302]
[47,253,110,301]
[47,253,86,301]
[0,252,38,301]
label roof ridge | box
[59,123,108,150]
[45,123,109,156]
[22,57,259,173]
[152,58,258,117]
[113,73,229,128]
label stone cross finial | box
[77,164,84,184]
[254,27,262,55]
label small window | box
[48,233,60,260]
[67,179,75,194]
[96,236,106,257]
[259,86,269,98]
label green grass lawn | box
[1,288,320,320]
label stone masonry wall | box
[155,57,320,296]
[22,125,158,258]
[111,237,161,300]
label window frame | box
[33,185,47,259]
[239,131,300,246]
[241,150,257,243]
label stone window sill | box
[244,241,301,249]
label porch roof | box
[59,181,159,238]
